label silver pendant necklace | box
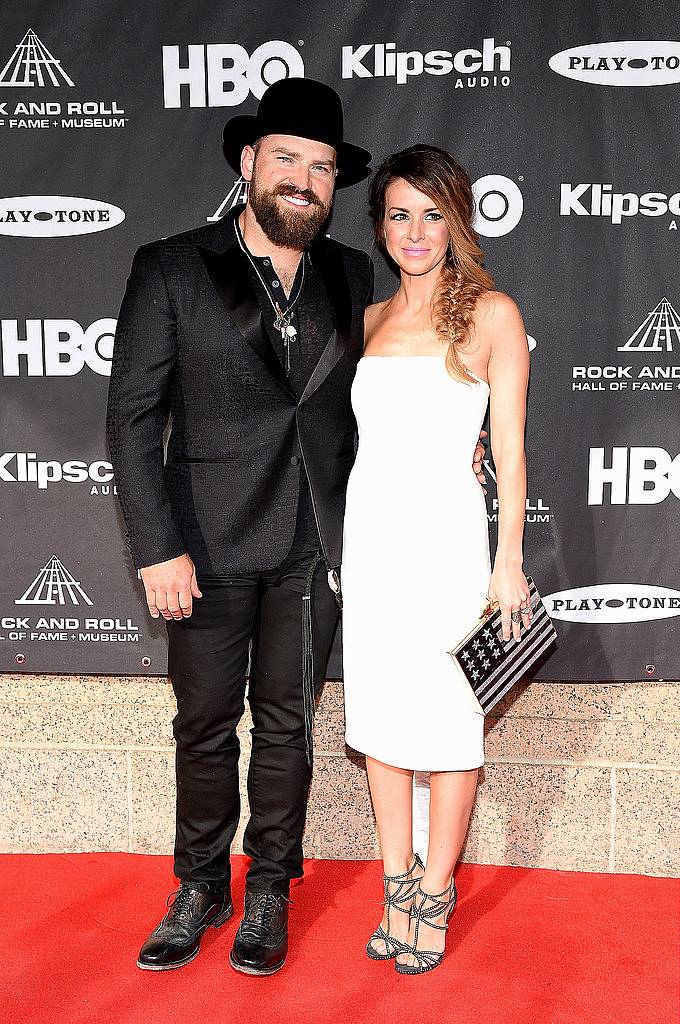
[234,219,305,372]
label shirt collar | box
[233,212,313,269]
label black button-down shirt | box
[233,216,335,559]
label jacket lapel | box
[299,236,353,405]
[196,206,296,398]
[196,205,354,406]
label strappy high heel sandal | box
[394,876,458,975]
[366,853,425,961]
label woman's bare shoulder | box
[474,290,529,370]
[473,288,520,315]
[473,289,523,326]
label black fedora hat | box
[222,77,372,188]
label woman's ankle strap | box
[383,852,424,882]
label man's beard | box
[248,171,332,248]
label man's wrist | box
[136,550,188,579]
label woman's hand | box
[487,562,532,641]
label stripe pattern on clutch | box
[447,576,557,715]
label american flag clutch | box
[447,576,557,715]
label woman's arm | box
[480,291,531,640]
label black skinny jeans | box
[166,547,339,896]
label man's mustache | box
[276,184,323,207]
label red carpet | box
[3,854,677,1024]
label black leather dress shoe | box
[137,884,233,970]
[229,891,290,976]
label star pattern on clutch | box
[455,620,506,683]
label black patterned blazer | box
[106,203,374,574]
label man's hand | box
[139,553,202,620]
[473,429,488,494]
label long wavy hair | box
[368,145,495,384]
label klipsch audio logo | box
[0,197,124,237]
[162,41,304,108]
[543,584,680,623]
[1,318,115,376]
[341,37,511,88]
[588,447,679,505]
[560,183,680,229]
[0,29,127,130]
[1,556,141,643]
[549,41,680,86]
[0,453,115,494]
[571,299,680,397]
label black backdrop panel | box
[1,1,678,679]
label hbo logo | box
[0,319,115,376]
[472,175,523,237]
[588,446,680,504]
[162,42,304,108]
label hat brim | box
[222,115,371,189]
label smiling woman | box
[341,143,531,975]
[369,147,497,385]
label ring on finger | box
[510,609,522,623]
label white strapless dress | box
[341,355,491,771]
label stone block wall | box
[0,675,677,876]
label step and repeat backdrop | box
[1,1,678,678]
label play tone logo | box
[0,30,127,130]
[543,584,680,623]
[341,38,511,87]
[162,41,304,107]
[549,41,680,86]
[0,197,124,237]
